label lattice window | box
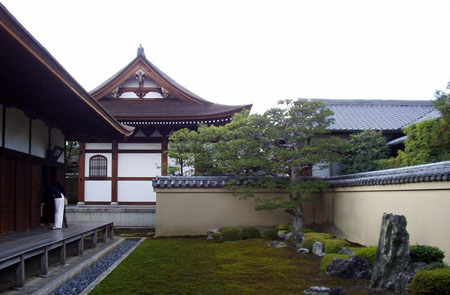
[89,155,107,178]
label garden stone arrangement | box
[326,256,372,280]
[303,286,346,295]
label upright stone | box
[370,213,410,290]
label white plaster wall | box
[312,163,331,178]
[31,119,49,158]
[0,104,3,145]
[143,78,158,87]
[121,78,139,87]
[121,92,139,99]
[85,181,112,202]
[118,153,161,177]
[118,143,161,150]
[51,128,65,163]
[118,181,156,202]
[85,153,112,177]
[85,143,112,150]
[144,92,163,99]
[5,107,29,153]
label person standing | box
[49,183,64,230]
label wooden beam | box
[78,142,85,204]
[161,137,168,176]
[111,141,118,204]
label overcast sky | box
[2,0,450,113]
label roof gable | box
[91,47,207,104]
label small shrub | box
[263,230,279,240]
[300,237,327,251]
[241,227,261,239]
[212,232,224,243]
[353,246,378,266]
[411,245,445,264]
[320,254,349,270]
[276,224,291,232]
[305,232,334,240]
[424,261,449,270]
[409,268,450,295]
[324,239,351,254]
[219,227,241,241]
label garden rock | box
[370,213,410,290]
[340,247,355,255]
[277,230,287,239]
[394,262,426,295]
[295,232,306,246]
[303,286,346,295]
[284,232,293,242]
[326,256,372,280]
[297,248,310,255]
[206,229,219,240]
[268,241,287,248]
[313,241,325,257]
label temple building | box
[77,46,252,207]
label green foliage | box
[168,100,342,227]
[240,227,261,239]
[219,227,241,241]
[324,239,351,254]
[340,130,390,174]
[212,232,224,243]
[300,236,326,251]
[263,230,279,240]
[320,254,349,270]
[276,224,291,232]
[353,246,378,266]
[424,261,449,270]
[409,268,450,295]
[305,232,334,240]
[167,128,196,176]
[410,245,445,264]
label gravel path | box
[53,239,139,295]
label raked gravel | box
[53,239,139,295]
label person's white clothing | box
[54,193,65,229]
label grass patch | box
[91,238,393,295]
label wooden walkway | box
[0,222,113,288]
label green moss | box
[353,246,378,266]
[240,227,261,240]
[324,239,351,254]
[320,254,349,270]
[411,245,445,264]
[276,224,291,232]
[410,268,450,295]
[263,230,278,240]
[305,232,334,240]
[212,232,224,243]
[300,237,327,251]
[219,227,241,241]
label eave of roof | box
[0,4,134,138]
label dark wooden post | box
[78,234,84,256]
[161,137,168,176]
[59,240,66,265]
[92,231,97,248]
[78,143,85,205]
[111,141,118,205]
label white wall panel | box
[85,181,112,202]
[51,128,65,163]
[31,119,49,158]
[118,181,155,202]
[118,153,161,177]
[143,78,158,87]
[85,153,112,177]
[0,104,3,146]
[118,143,161,150]
[86,143,112,150]
[5,107,29,153]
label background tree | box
[168,99,341,231]
[339,130,389,174]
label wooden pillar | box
[102,227,107,243]
[40,246,48,277]
[0,153,4,235]
[78,143,85,205]
[161,137,168,176]
[111,141,118,205]
[59,240,66,265]
[78,234,84,256]
[16,254,25,288]
[92,231,97,248]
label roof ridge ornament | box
[137,44,145,57]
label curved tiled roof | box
[303,99,441,131]
[153,161,450,189]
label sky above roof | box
[3,0,450,114]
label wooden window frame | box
[89,155,108,179]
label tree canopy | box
[168,99,341,230]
